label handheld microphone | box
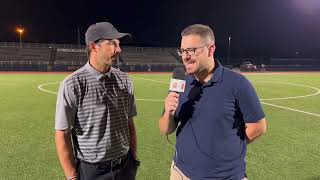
[169,67,186,93]
[169,67,186,115]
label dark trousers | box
[77,153,140,180]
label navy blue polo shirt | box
[173,62,265,179]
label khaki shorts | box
[170,161,190,180]
[170,161,248,180]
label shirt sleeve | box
[237,76,265,123]
[128,79,137,118]
[55,79,77,130]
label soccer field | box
[0,72,320,180]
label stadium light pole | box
[16,24,24,48]
[227,36,231,65]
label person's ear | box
[90,42,99,52]
[208,44,215,57]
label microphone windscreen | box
[169,67,186,93]
[172,67,186,80]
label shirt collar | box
[84,62,114,81]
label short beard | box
[111,52,119,60]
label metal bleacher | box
[0,46,52,62]
[0,42,183,71]
[121,47,181,65]
[54,49,87,65]
[0,45,53,71]
[1,42,320,72]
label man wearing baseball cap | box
[55,22,139,180]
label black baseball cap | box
[85,22,131,45]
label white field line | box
[255,81,320,101]
[131,76,169,84]
[38,79,320,117]
[131,76,168,101]
[38,82,59,94]
[261,102,320,117]
[37,81,165,101]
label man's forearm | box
[128,118,137,159]
[55,130,77,178]
[246,118,267,144]
[159,111,177,135]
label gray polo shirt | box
[55,62,137,163]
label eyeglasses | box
[177,45,207,57]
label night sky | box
[1,0,320,58]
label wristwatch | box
[67,176,77,180]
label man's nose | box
[114,45,121,54]
[182,53,191,60]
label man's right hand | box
[55,130,77,180]
[164,92,179,115]
[159,92,180,135]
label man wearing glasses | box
[55,22,139,180]
[159,24,266,180]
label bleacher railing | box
[0,42,85,49]
[0,42,177,52]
